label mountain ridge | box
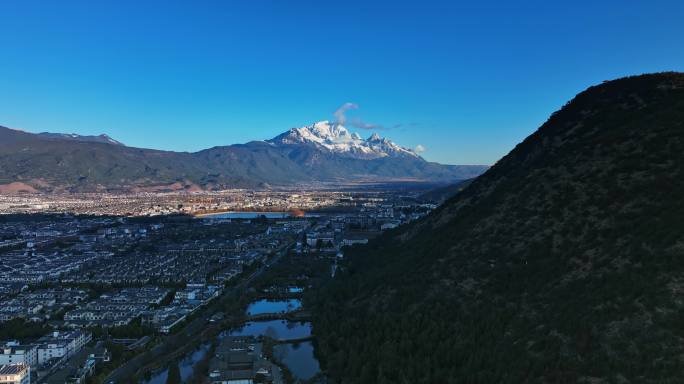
[36,132,125,146]
[269,120,420,159]
[0,122,487,192]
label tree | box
[166,361,181,384]
[0,319,48,340]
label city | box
[0,187,438,383]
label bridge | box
[270,335,314,344]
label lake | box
[229,319,312,340]
[274,341,321,381]
[140,299,317,383]
[237,299,320,381]
[141,342,211,384]
[228,319,321,381]
[246,298,302,315]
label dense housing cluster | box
[0,188,436,383]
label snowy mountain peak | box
[37,132,125,146]
[270,121,420,160]
[308,120,350,140]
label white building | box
[0,363,30,384]
[37,341,69,365]
[0,342,38,367]
[36,331,91,365]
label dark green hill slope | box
[311,73,684,383]
[418,178,473,204]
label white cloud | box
[415,144,426,153]
[333,102,404,131]
[333,102,359,125]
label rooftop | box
[0,363,29,375]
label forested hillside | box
[418,179,473,204]
[311,73,684,383]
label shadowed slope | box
[312,73,684,383]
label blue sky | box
[1,1,683,165]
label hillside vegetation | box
[418,179,474,204]
[311,73,684,383]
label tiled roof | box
[0,363,28,375]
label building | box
[36,331,92,365]
[341,234,369,247]
[42,343,109,384]
[0,363,30,384]
[0,342,38,367]
[209,337,275,384]
[306,232,335,248]
[37,341,70,365]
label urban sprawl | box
[0,189,436,384]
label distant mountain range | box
[0,121,487,193]
[270,121,420,160]
[35,132,125,146]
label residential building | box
[0,363,30,384]
[36,331,91,365]
[0,342,38,367]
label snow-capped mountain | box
[269,121,419,160]
[0,122,488,192]
[37,132,125,146]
